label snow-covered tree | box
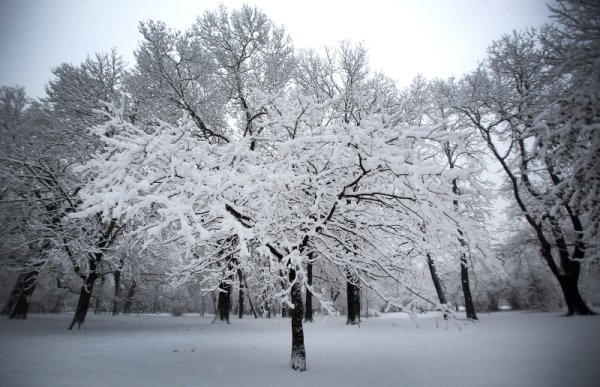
[1,51,130,324]
[456,15,596,315]
[534,0,600,271]
[75,56,486,368]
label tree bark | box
[346,273,361,325]
[304,259,314,322]
[533,229,596,315]
[547,219,596,315]
[111,264,122,316]
[68,218,117,329]
[123,280,136,315]
[217,278,232,323]
[426,253,447,305]
[452,179,477,320]
[2,277,22,316]
[289,269,306,371]
[237,269,245,319]
[460,255,478,320]
[558,271,596,315]
[69,274,97,330]
[5,271,39,319]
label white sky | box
[0,0,553,99]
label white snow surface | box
[1,311,599,387]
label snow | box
[1,311,599,387]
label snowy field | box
[1,311,599,387]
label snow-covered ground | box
[0,311,598,387]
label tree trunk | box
[5,271,39,319]
[304,259,313,322]
[460,255,478,320]
[346,273,361,325]
[69,274,97,330]
[200,293,205,316]
[122,280,136,315]
[2,277,23,316]
[550,223,596,315]
[289,269,306,371]
[68,219,116,329]
[558,272,596,315]
[112,267,122,316]
[217,279,232,323]
[427,253,448,305]
[237,269,245,319]
[451,179,477,320]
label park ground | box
[1,310,599,387]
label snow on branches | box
[75,91,484,309]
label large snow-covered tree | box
[75,66,485,369]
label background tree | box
[456,22,595,315]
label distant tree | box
[496,227,562,311]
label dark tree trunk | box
[69,274,97,330]
[558,272,596,316]
[200,293,205,316]
[427,253,448,305]
[237,269,245,319]
[452,180,477,320]
[217,279,232,323]
[68,218,117,329]
[304,259,313,322]
[123,280,136,315]
[540,246,596,315]
[549,224,596,315]
[289,269,306,371]
[112,267,122,316]
[5,271,39,319]
[460,255,478,320]
[2,277,23,316]
[346,273,361,325]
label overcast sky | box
[0,0,553,99]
